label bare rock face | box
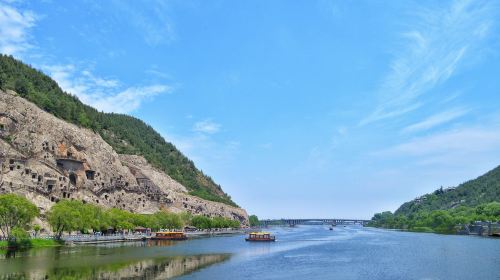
[119,154,188,193]
[0,90,248,224]
[119,154,248,222]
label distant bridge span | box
[260,218,371,227]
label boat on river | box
[245,232,276,242]
[151,231,187,240]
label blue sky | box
[1,0,500,219]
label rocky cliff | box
[0,90,248,224]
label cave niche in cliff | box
[69,173,77,185]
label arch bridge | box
[260,218,370,227]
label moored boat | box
[245,232,276,242]
[151,231,187,240]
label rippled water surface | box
[1,226,499,279]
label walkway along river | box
[0,225,499,279]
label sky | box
[1,0,500,219]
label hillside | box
[0,54,236,207]
[369,165,500,233]
[0,90,248,224]
[395,165,500,216]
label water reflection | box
[0,250,230,280]
[146,239,177,247]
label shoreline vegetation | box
[368,165,500,235]
[0,238,62,250]
[368,202,500,234]
[0,194,247,250]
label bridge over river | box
[260,218,371,227]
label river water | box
[0,226,499,279]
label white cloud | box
[43,64,171,113]
[360,0,495,125]
[0,1,170,114]
[146,68,172,80]
[90,85,169,114]
[402,107,470,133]
[0,2,36,55]
[259,142,273,149]
[193,119,221,134]
[110,0,175,46]
[160,131,240,174]
[376,124,500,166]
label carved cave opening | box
[69,173,77,185]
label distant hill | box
[395,165,500,216]
[369,165,500,233]
[0,54,237,207]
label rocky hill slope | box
[0,89,248,224]
[0,54,235,206]
[395,165,500,216]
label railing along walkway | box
[62,233,149,243]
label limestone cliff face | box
[0,90,248,224]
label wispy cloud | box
[193,119,221,134]
[376,123,500,166]
[161,131,240,173]
[402,107,470,133]
[0,2,36,55]
[0,1,172,114]
[146,68,172,80]
[360,0,495,125]
[110,0,175,46]
[44,64,171,113]
[259,142,273,149]
[90,85,170,114]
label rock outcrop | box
[0,90,248,224]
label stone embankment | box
[456,222,500,237]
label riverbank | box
[2,228,252,248]
[367,223,500,238]
[2,226,498,280]
[68,229,251,244]
[0,238,62,250]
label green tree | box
[191,215,212,229]
[427,210,454,233]
[153,211,183,230]
[107,208,135,231]
[47,200,85,239]
[179,211,193,226]
[249,215,259,227]
[82,203,109,232]
[478,202,500,221]
[33,224,42,237]
[14,78,29,96]
[0,194,39,238]
[9,227,31,247]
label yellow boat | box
[245,232,276,242]
[151,231,187,241]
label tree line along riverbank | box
[0,193,250,249]
[368,201,500,234]
[368,165,500,234]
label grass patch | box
[410,227,434,233]
[0,238,62,249]
[29,238,63,247]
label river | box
[0,226,499,279]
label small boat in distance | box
[245,232,276,242]
[151,231,187,241]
